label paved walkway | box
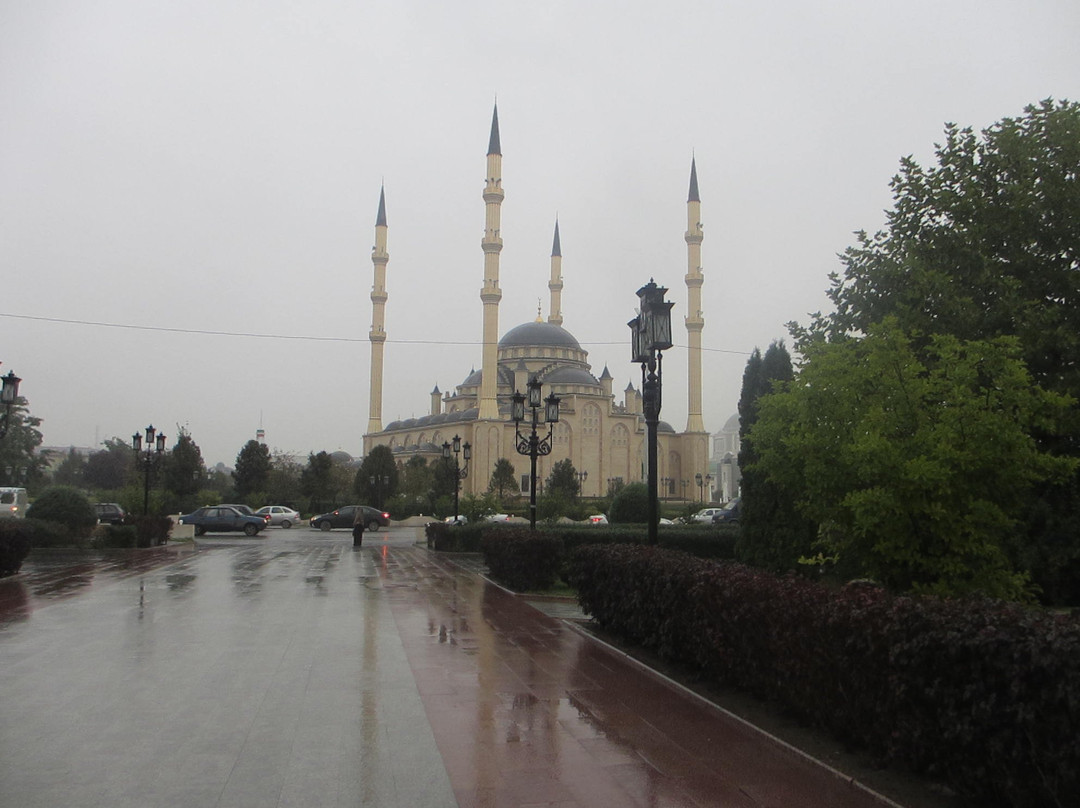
[0,529,902,807]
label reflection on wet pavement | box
[0,534,896,808]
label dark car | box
[223,504,271,526]
[712,498,741,524]
[94,502,126,525]
[180,506,266,536]
[309,505,390,532]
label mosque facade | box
[362,106,712,502]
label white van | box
[0,487,28,519]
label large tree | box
[735,341,814,572]
[0,394,45,491]
[488,458,518,502]
[233,440,271,500]
[750,321,1075,600]
[795,99,1080,602]
[163,428,205,506]
[84,438,133,492]
[355,445,398,507]
[300,451,335,512]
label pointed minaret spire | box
[488,104,501,156]
[684,157,706,436]
[547,218,563,325]
[688,156,700,203]
[367,185,390,434]
[376,185,387,226]
[478,102,504,420]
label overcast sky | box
[2,1,1078,468]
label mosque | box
[361,105,712,502]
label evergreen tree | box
[233,440,271,500]
[0,394,45,492]
[300,451,335,513]
[163,428,204,511]
[546,459,580,501]
[736,341,815,572]
[488,458,518,502]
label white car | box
[255,505,301,528]
[443,515,468,526]
[691,508,724,523]
[588,514,608,525]
[485,513,512,522]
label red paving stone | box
[378,547,900,808]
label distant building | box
[361,106,711,498]
[711,413,741,503]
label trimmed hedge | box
[481,528,563,591]
[565,544,1079,808]
[0,520,32,576]
[425,521,485,552]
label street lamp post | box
[132,425,167,516]
[441,436,470,524]
[628,280,674,545]
[0,369,22,440]
[577,470,588,497]
[370,474,390,509]
[511,376,561,530]
[696,472,704,503]
[681,479,688,500]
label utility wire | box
[0,311,752,355]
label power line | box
[0,311,751,355]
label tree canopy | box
[233,440,271,500]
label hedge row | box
[564,543,1079,808]
[481,528,563,592]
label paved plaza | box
[0,528,904,807]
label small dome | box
[499,321,582,350]
[544,367,600,386]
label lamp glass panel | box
[511,392,525,422]
[527,378,542,408]
[545,393,560,423]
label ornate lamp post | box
[628,280,674,545]
[577,470,588,497]
[132,425,167,516]
[370,474,390,509]
[696,472,704,503]
[681,479,689,500]
[511,376,561,530]
[441,435,470,524]
[0,369,22,440]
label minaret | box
[547,219,563,325]
[367,186,389,434]
[684,158,706,433]
[478,104,504,420]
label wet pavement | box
[0,528,902,807]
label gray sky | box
[2,0,1078,468]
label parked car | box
[485,513,511,522]
[0,487,28,519]
[93,502,126,525]
[712,498,741,524]
[222,504,270,526]
[443,515,468,526]
[309,505,390,532]
[179,506,267,536]
[588,514,608,525]
[255,505,300,528]
[691,507,725,524]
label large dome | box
[499,321,581,350]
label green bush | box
[424,520,484,552]
[609,482,649,523]
[91,524,139,548]
[25,486,97,541]
[481,528,563,591]
[0,521,32,575]
[566,544,1080,808]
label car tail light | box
[382,512,389,520]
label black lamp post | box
[577,469,588,497]
[370,474,390,508]
[628,280,674,545]
[696,472,704,503]
[132,425,167,516]
[0,370,22,440]
[441,435,470,524]
[511,376,561,530]
[681,479,689,500]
